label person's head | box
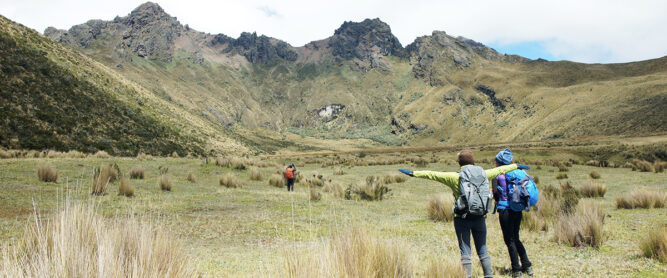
[495,148,513,166]
[288,163,294,168]
[457,150,475,166]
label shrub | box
[118,177,134,197]
[0,200,194,277]
[187,172,196,183]
[425,257,465,278]
[219,173,242,188]
[553,200,606,248]
[93,150,110,158]
[129,167,145,179]
[579,181,607,198]
[36,164,58,183]
[589,171,601,179]
[639,227,667,263]
[269,174,285,188]
[159,175,172,191]
[309,188,322,201]
[333,167,345,175]
[283,228,413,277]
[427,194,453,222]
[555,173,568,179]
[249,167,262,181]
[345,176,391,201]
[616,189,667,209]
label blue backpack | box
[504,169,539,211]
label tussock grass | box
[553,200,606,248]
[91,165,117,195]
[284,228,413,277]
[589,171,601,179]
[230,157,248,170]
[616,189,667,209]
[249,167,262,181]
[345,176,391,201]
[633,160,654,172]
[309,188,322,201]
[136,152,153,161]
[533,176,540,184]
[523,191,559,232]
[118,177,134,197]
[269,174,285,188]
[383,173,407,184]
[36,164,58,183]
[639,227,667,263]
[333,167,345,175]
[220,173,242,188]
[93,150,110,158]
[556,173,568,179]
[159,175,172,191]
[0,199,194,277]
[323,182,346,198]
[187,172,196,183]
[559,182,580,214]
[171,151,180,158]
[425,257,465,278]
[0,149,12,159]
[655,162,665,173]
[579,181,607,198]
[129,167,145,179]
[427,194,453,222]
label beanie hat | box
[495,148,513,165]
[457,150,475,166]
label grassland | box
[1,145,665,277]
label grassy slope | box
[0,150,665,276]
[0,16,247,155]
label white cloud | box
[0,0,665,63]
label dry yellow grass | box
[426,194,453,222]
[309,188,322,201]
[220,173,242,188]
[616,189,667,209]
[269,174,285,188]
[93,150,110,158]
[187,172,196,183]
[553,200,606,248]
[425,257,465,278]
[91,166,114,195]
[159,175,172,191]
[117,177,134,197]
[333,167,345,175]
[284,228,413,277]
[0,199,194,277]
[590,170,601,179]
[639,226,667,263]
[129,167,145,179]
[36,164,57,183]
[579,181,607,198]
[249,167,262,181]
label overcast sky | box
[1,0,665,63]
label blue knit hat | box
[495,148,513,165]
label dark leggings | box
[454,216,493,278]
[286,178,294,191]
[498,209,531,271]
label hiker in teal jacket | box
[399,150,529,278]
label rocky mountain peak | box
[329,18,405,60]
[120,2,174,26]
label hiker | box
[492,148,533,277]
[285,164,296,192]
[398,150,529,278]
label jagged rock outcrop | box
[218,32,297,65]
[329,18,405,65]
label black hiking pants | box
[286,178,294,191]
[498,209,531,272]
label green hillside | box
[0,16,247,156]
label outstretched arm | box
[411,170,460,194]
[485,164,529,179]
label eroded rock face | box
[220,32,297,65]
[329,18,405,61]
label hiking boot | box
[511,270,522,278]
[522,266,534,276]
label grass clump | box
[616,189,667,209]
[333,167,345,175]
[559,182,580,214]
[187,172,196,183]
[249,167,263,181]
[93,150,110,158]
[553,200,606,248]
[639,227,667,263]
[556,173,568,179]
[383,173,407,184]
[129,167,145,179]
[309,188,322,201]
[425,257,465,278]
[269,174,285,188]
[36,164,58,183]
[91,165,118,195]
[427,194,453,222]
[118,177,134,197]
[220,173,242,188]
[633,160,654,172]
[159,175,172,191]
[230,157,248,170]
[345,176,391,201]
[284,228,413,277]
[589,170,601,179]
[0,199,194,277]
[579,181,607,198]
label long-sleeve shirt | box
[413,164,518,199]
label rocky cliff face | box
[329,18,405,60]
[218,32,297,65]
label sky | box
[1,0,665,63]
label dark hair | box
[457,150,475,166]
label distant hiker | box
[398,150,530,278]
[492,148,533,277]
[285,164,296,192]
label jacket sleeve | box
[485,164,518,180]
[412,171,460,193]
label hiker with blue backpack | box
[492,148,537,278]
[398,149,530,278]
